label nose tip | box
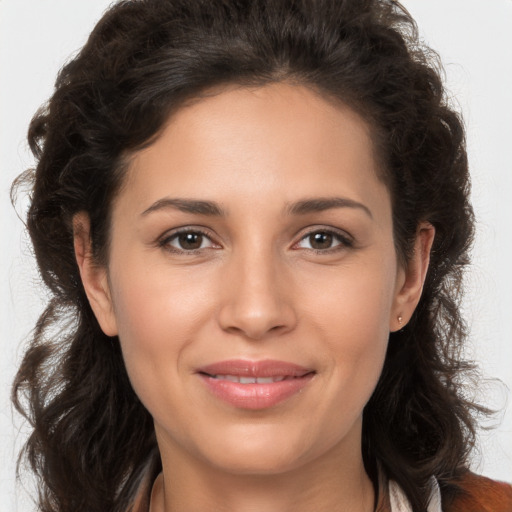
[217,266,297,341]
[221,313,289,340]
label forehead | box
[118,82,390,221]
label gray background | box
[1,1,511,510]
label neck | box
[150,430,375,512]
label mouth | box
[196,359,316,410]
[204,374,293,383]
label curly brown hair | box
[12,0,484,511]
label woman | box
[10,0,512,511]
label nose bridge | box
[218,239,296,339]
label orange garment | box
[444,473,512,512]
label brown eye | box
[295,229,352,252]
[161,230,216,252]
[309,232,333,250]
[177,232,204,250]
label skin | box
[74,82,434,512]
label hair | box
[12,1,484,511]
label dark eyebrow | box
[141,196,371,218]
[141,198,226,217]
[286,197,373,219]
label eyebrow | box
[141,196,372,219]
[141,198,226,217]
[286,197,373,219]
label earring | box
[397,315,403,325]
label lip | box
[197,359,315,410]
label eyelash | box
[158,227,218,254]
[157,227,353,255]
[293,228,354,254]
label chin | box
[192,423,330,476]
[206,449,305,476]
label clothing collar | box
[376,469,443,512]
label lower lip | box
[199,374,314,410]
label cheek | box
[110,254,215,339]
[302,256,396,345]
[300,256,397,395]
[107,260,216,404]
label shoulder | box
[443,472,512,512]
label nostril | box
[216,288,298,340]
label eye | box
[295,229,352,252]
[160,229,218,253]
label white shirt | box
[389,477,443,512]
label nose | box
[217,248,297,340]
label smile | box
[197,360,315,409]
[209,375,289,383]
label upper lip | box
[197,359,315,378]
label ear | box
[390,222,435,332]
[73,212,118,336]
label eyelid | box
[157,226,221,253]
[292,226,354,252]
[155,224,353,254]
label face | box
[77,83,431,477]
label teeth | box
[212,375,288,383]
[254,377,274,384]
